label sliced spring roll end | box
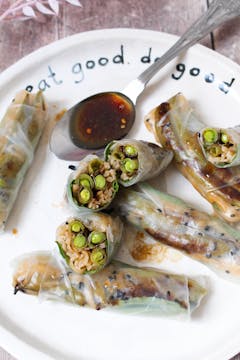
[104,265,207,314]
[106,142,139,183]
[68,157,118,211]
[187,278,208,312]
[56,219,108,274]
[12,252,59,296]
[199,127,237,167]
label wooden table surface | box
[0,0,239,359]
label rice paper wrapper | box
[105,139,173,187]
[114,183,240,282]
[12,250,207,318]
[56,213,123,274]
[144,93,240,223]
[199,126,240,168]
[0,90,47,230]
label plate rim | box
[1,28,240,88]
[0,27,240,360]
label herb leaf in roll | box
[56,213,123,274]
[0,90,47,230]
[115,183,240,281]
[67,155,119,213]
[13,251,207,316]
[105,139,173,186]
[144,93,240,222]
[199,126,240,168]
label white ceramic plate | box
[1,29,240,360]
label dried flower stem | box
[0,0,82,21]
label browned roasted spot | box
[209,165,240,193]
[131,281,187,309]
[201,163,240,201]
[131,231,168,262]
[12,228,18,235]
[28,119,39,141]
[145,228,208,254]
[157,102,170,116]
[131,283,163,298]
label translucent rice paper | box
[66,154,119,214]
[56,213,123,274]
[12,251,207,318]
[144,93,240,223]
[104,139,173,186]
[199,126,240,168]
[115,183,240,282]
[0,90,47,230]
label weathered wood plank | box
[0,0,210,73]
[213,17,240,65]
[61,0,209,45]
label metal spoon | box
[50,0,240,161]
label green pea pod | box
[145,93,240,222]
[199,126,240,168]
[67,155,119,213]
[105,139,173,187]
[115,183,240,281]
[0,90,47,230]
[56,213,123,274]
[13,251,207,317]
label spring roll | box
[115,183,240,280]
[104,139,173,186]
[13,251,207,316]
[56,213,123,274]
[0,90,47,230]
[67,155,119,213]
[144,93,240,222]
[199,126,240,168]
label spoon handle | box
[123,0,240,103]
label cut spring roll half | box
[13,252,207,316]
[0,90,47,230]
[56,213,123,274]
[115,183,240,280]
[144,93,240,222]
[67,155,119,213]
[199,126,240,168]
[104,139,173,186]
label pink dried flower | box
[0,0,82,22]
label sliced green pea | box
[89,231,106,244]
[123,158,139,173]
[203,128,218,144]
[70,220,85,233]
[90,248,106,265]
[94,174,106,190]
[124,145,138,157]
[77,174,94,189]
[78,188,92,205]
[73,234,86,248]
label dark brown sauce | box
[69,92,135,149]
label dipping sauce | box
[69,92,135,149]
